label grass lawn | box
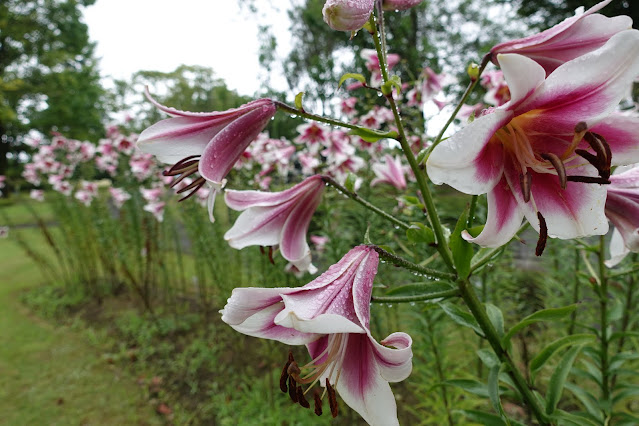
[0,229,161,425]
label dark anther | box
[287,361,301,382]
[177,178,206,202]
[268,246,275,265]
[584,132,608,163]
[163,155,200,176]
[566,176,611,184]
[297,386,310,408]
[259,246,266,256]
[575,148,601,169]
[574,121,588,133]
[176,176,205,194]
[288,376,298,403]
[535,211,548,257]
[326,379,339,418]
[313,389,323,416]
[519,171,532,203]
[541,153,566,189]
[279,352,294,393]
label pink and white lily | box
[427,30,639,250]
[136,89,277,222]
[220,245,413,425]
[490,0,633,75]
[322,0,375,32]
[605,165,639,267]
[383,0,423,11]
[224,175,325,273]
[371,154,407,190]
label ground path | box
[0,232,160,425]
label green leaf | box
[545,345,584,415]
[338,72,366,89]
[406,224,435,245]
[449,205,473,279]
[486,303,505,339]
[455,410,506,426]
[501,305,577,346]
[344,173,358,192]
[466,225,484,238]
[477,348,500,369]
[530,334,596,381]
[550,410,600,426]
[445,379,489,397]
[294,91,304,110]
[613,384,639,404]
[348,127,394,143]
[488,364,507,420]
[439,302,484,337]
[564,382,603,420]
[610,351,639,371]
[610,330,639,341]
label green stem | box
[370,245,456,281]
[322,175,410,230]
[598,235,611,404]
[424,54,491,159]
[274,101,395,138]
[457,278,550,425]
[424,313,456,426]
[567,248,580,336]
[369,12,455,272]
[371,289,459,303]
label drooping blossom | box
[224,175,325,273]
[604,165,639,267]
[322,0,375,32]
[140,187,163,203]
[136,89,277,222]
[30,190,45,202]
[109,187,132,209]
[490,0,633,75]
[295,122,329,149]
[361,49,401,87]
[383,0,423,10]
[220,245,413,425]
[310,235,330,253]
[481,70,511,107]
[341,97,358,117]
[427,31,639,251]
[371,155,407,190]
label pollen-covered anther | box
[279,352,294,393]
[541,152,567,189]
[326,379,339,418]
[313,389,323,416]
[288,376,298,403]
[535,211,548,256]
[519,171,532,203]
[297,386,310,408]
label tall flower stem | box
[369,12,455,272]
[597,235,611,405]
[457,277,550,425]
[274,101,395,138]
[322,175,410,230]
[371,245,456,281]
[425,54,491,158]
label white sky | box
[83,0,292,97]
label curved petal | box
[497,54,545,108]
[274,311,365,334]
[590,114,639,165]
[332,334,401,426]
[606,228,630,268]
[505,161,608,239]
[224,202,294,249]
[517,30,639,128]
[199,103,277,182]
[278,184,325,269]
[372,332,413,383]
[220,287,317,345]
[145,87,272,118]
[352,250,379,330]
[426,109,510,194]
[225,176,323,210]
[137,117,231,164]
[463,177,524,247]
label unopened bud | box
[467,62,480,81]
[322,0,375,32]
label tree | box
[0,0,105,184]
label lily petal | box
[463,177,524,247]
[590,113,639,165]
[497,54,546,108]
[427,109,510,194]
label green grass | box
[0,229,162,425]
[0,194,55,226]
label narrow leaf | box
[486,303,505,339]
[455,410,506,426]
[406,224,435,245]
[450,205,473,279]
[545,345,584,415]
[338,72,366,89]
[294,92,304,110]
[502,305,577,345]
[439,302,484,337]
[348,127,394,143]
[530,334,596,380]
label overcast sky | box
[83,0,292,97]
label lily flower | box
[224,175,325,273]
[371,154,407,190]
[604,165,639,267]
[136,88,277,222]
[427,30,639,252]
[322,0,375,32]
[490,0,633,75]
[220,245,413,425]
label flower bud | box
[322,0,375,32]
[383,0,424,10]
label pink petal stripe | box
[225,175,324,210]
[279,185,324,268]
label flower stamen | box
[536,211,548,256]
[519,171,532,202]
[541,152,567,189]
